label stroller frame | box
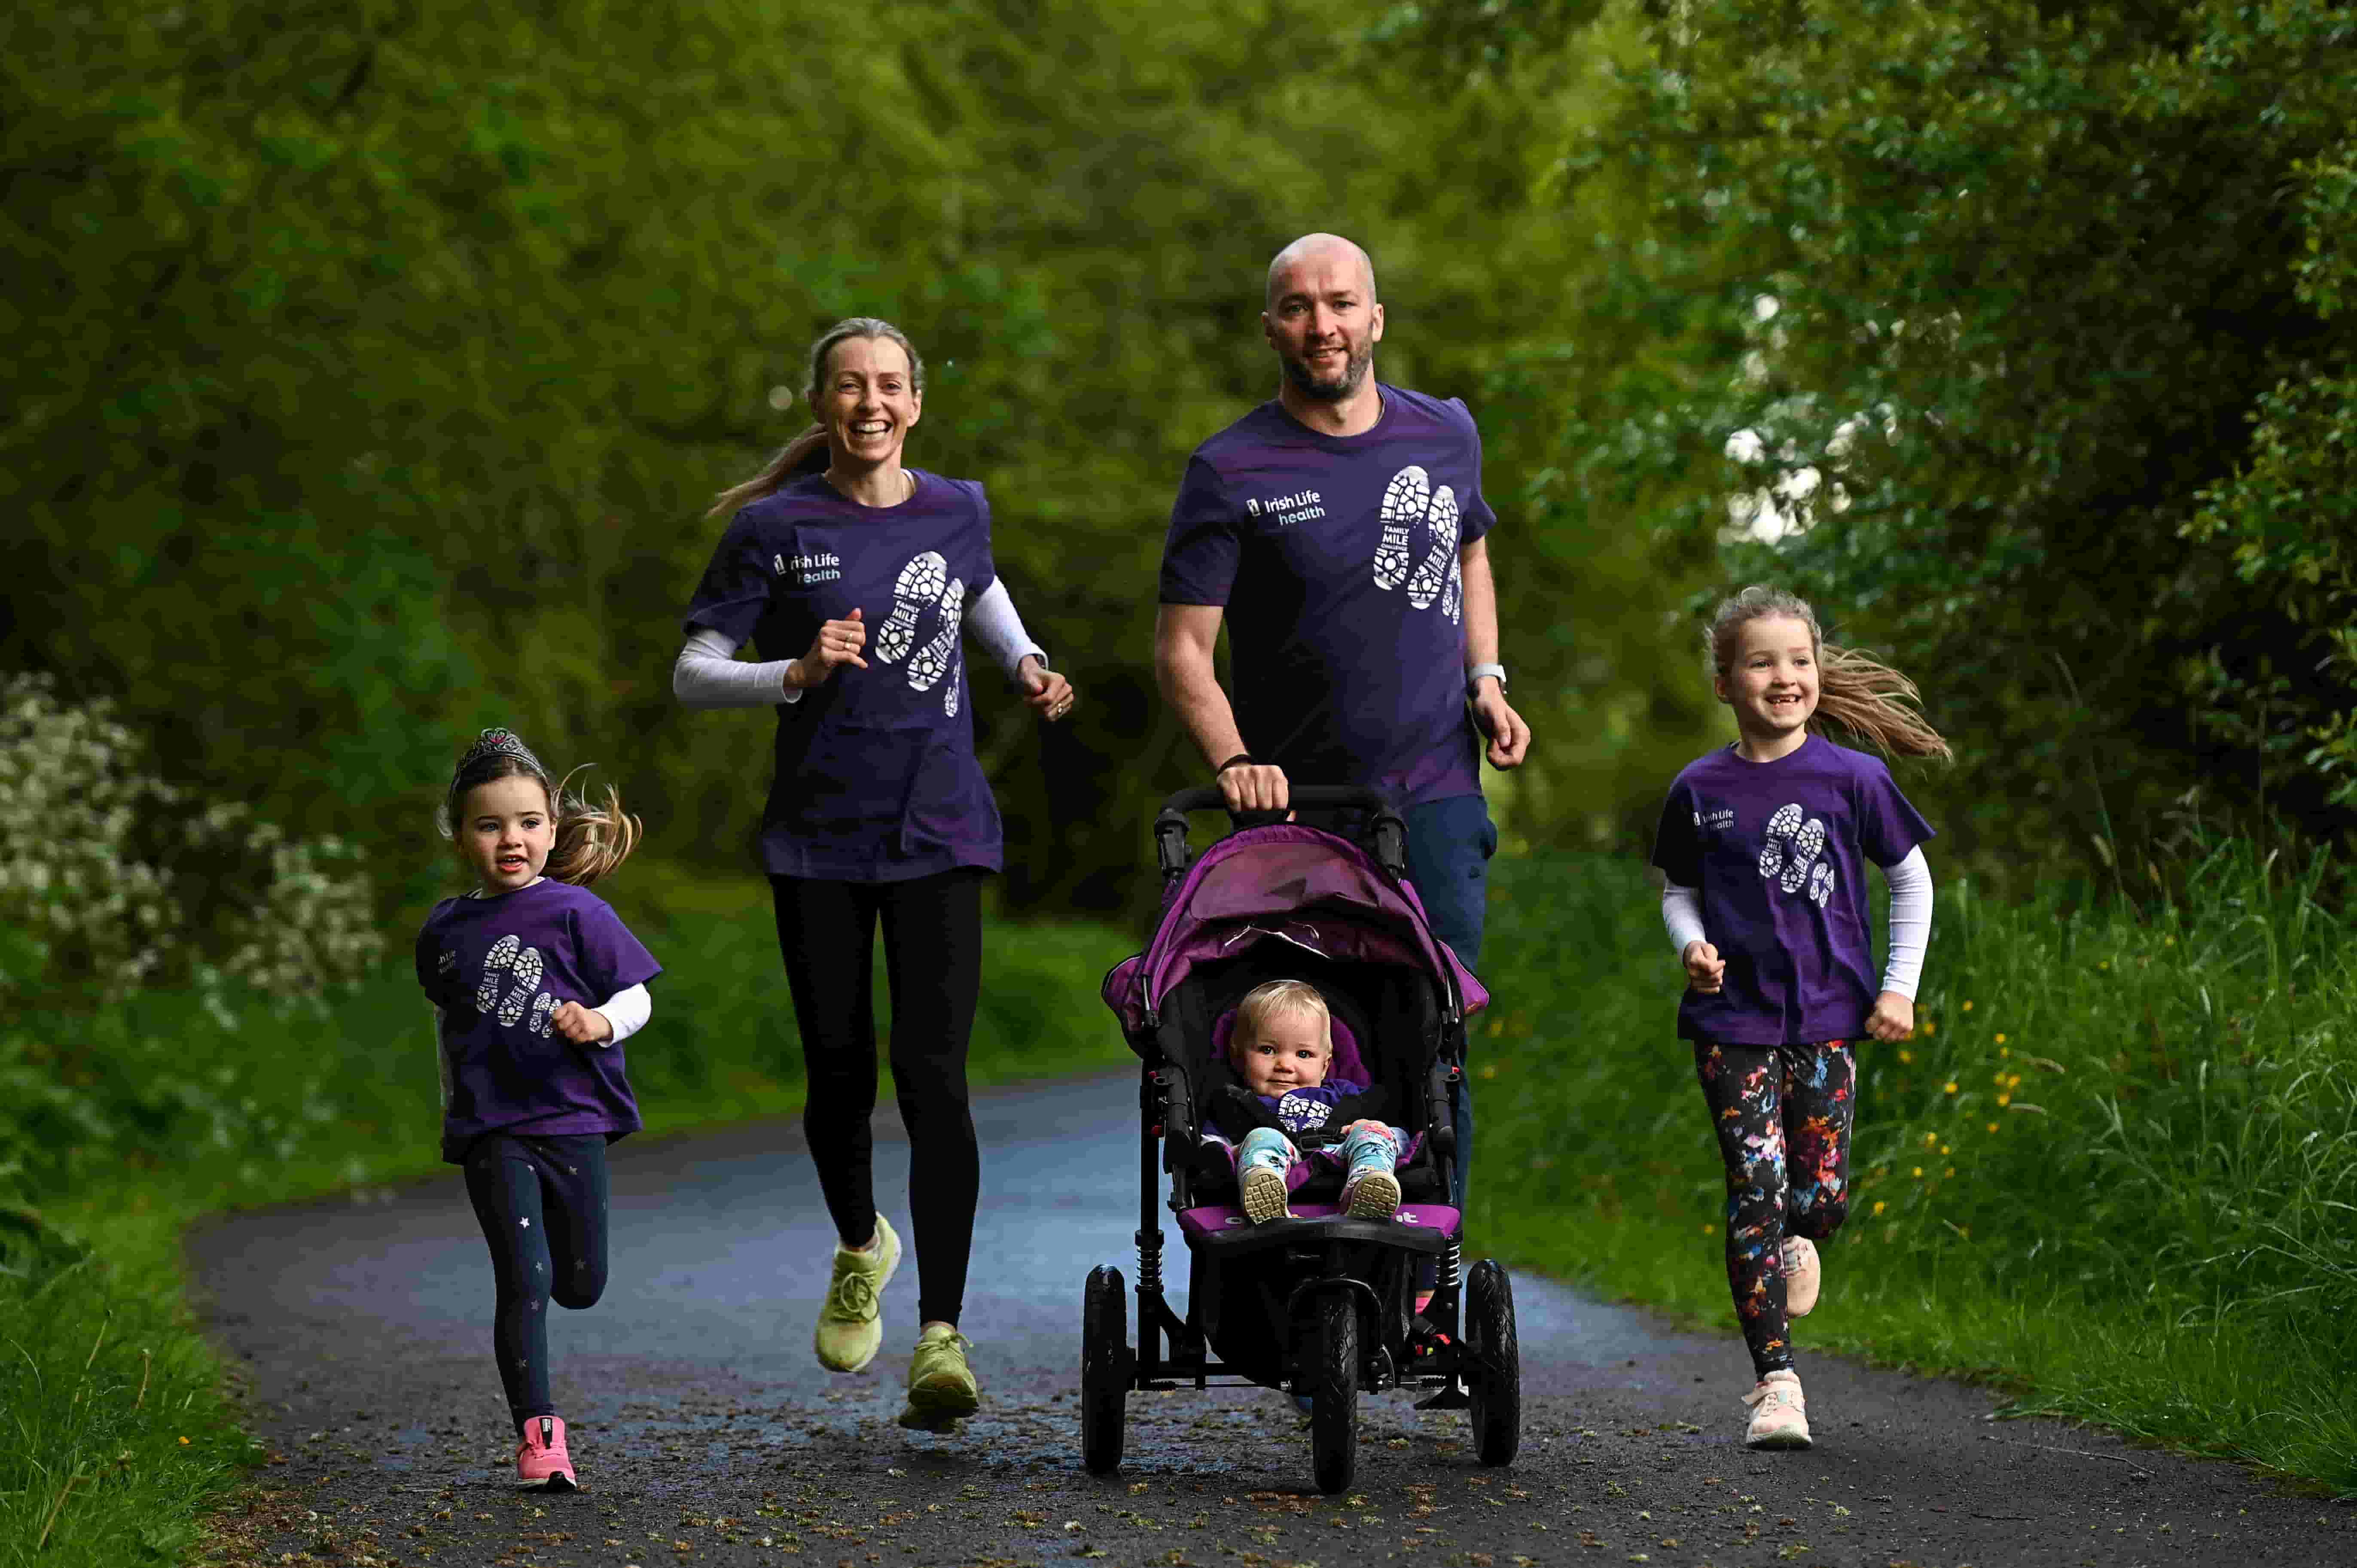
[1084,786,1522,1492]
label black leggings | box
[461,1133,610,1433]
[771,868,984,1327]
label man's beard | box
[1282,338,1373,402]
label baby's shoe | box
[1741,1369,1811,1450]
[515,1414,577,1489]
[1781,1236,1821,1317]
[1240,1165,1293,1224]
[1338,1166,1401,1220]
[897,1324,981,1430]
[815,1212,901,1373]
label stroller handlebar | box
[1155,783,1397,818]
[1153,785,1409,881]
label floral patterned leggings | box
[1694,1041,1856,1377]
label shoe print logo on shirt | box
[1758,804,1836,907]
[1371,465,1463,623]
[475,934,556,1037]
[873,551,967,716]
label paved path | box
[191,1074,2346,1566]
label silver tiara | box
[460,727,544,773]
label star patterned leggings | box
[462,1133,611,1434]
[1693,1041,1855,1378]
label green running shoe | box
[896,1324,981,1430]
[813,1212,900,1373]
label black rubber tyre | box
[1308,1288,1359,1495]
[1081,1265,1128,1475]
[1466,1258,1522,1467]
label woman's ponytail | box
[704,316,928,521]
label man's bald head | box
[1265,233,1378,311]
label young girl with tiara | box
[415,727,659,1489]
[1650,587,1949,1450]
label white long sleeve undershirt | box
[1661,844,1934,999]
[671,577,1047,709]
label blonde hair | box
[1232,979,1332,1057]
[704,317,928,520]
[1706,585,1954,761]
[440,729,642,887]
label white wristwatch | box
[1467,663,1508,696]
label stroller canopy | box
[1102,822,1491,1040]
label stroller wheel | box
[1081,1265,1129,1474]
[1465,1259,1522,1467]
[1306,1287,1358,1494]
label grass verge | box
[0,872,1138,1566]
[1470,840,2357,1491]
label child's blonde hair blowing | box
[1706,585,1954,761]
[439,728,642,886]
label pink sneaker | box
[1782,1236,1821,1317]
[516,1415,577,1489]
[1742,1370,1811,1450]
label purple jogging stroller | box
[1088,785,1523,1492]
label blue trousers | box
[1402,794,1496,1211]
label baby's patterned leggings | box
[1694,1041,1855,1377]
[1237,1122,1404,1189]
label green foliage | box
[2,0,1707,913]
[1475,844,2357,1487]
[0,676,382,1013]
[0,889,1133,1562]
[1514,0,2357,881]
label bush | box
[0,675,381,1014]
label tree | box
[1526,0,2357,880]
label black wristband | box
[1215,752,1255,775]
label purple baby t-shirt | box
[1159,385,1497,807]
[415,878,663,1163]
[683,470,1004,881]
[1247,1078,1371,1137]
[1650,734,1935,1044]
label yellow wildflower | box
[1872,1200,1887,1217]
[1944,1166,1956,1178]
[1939,1144,1950,1156]
[1911,1166,1923,1178]
[1898,1049,1914,1063]
[1997,1094,2011,1107]
[1924,1019,1937,1035]
[1702,1223,1716,1236]
[1962,999,1974,1011]
[1986,1122,1999,1133]
[1943,1081,1959,1094]
[1994,1033,2008,1045]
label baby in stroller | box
[1211,980,1409,1224]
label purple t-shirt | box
[415,879,663,1163]
[1250,1078,1371,1136]
[683,470,1004,881]
[1159,385,1497,807]
[1650,735,1935,1044]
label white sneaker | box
[1782,1236,1821,1318]
[1743,1369,1811,1449]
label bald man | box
[1154,233,1531,1209]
